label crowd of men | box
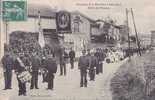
[0,47,117,96]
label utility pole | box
[126,8,131,58]
[0,0,4,59]
[131,8,141,56]
[1,0,8,45]
[0,0,2,58]
[5,19,8,44]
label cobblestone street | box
[0,59,127,100]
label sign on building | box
[2,0,27,21]
[56,11,71,33]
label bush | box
[111,51,155,100]
[110,57,147,100]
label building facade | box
[91,19,120,44]
[119,25,129,42]
[151,31,155,47]
[62,11,96,51]
[139,34,151,47]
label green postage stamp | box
[2,0,27,21]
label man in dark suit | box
[69,48,75,69]
[78,50,89,87]
[88,53,97,81]
[30,52,41,89]
[1,53,13,90]
[14,53,27,96]
[59,48,68,76]
[44,54,57,90]
[94,48,101,74]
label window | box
[74,22,79,32]
[73,16,82,33]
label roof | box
[71,11,96,23]
[28,4,56,19]
[96,19,120,29]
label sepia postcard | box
[0,0,155,100]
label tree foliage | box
[110,52,155,100]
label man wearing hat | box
[69,48,75,69]
[94,48,100,74]
[1,52,14,90]
[44,54,57,90]
[14,53,27,96]
[87,49,97,81]
[59,48,68,76]
[30,52,41,89]
[78,50,89,87]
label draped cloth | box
[38,11,45,48]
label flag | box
[56,11,71,33]
[38,11,45,48]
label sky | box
[28,0,155,35]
